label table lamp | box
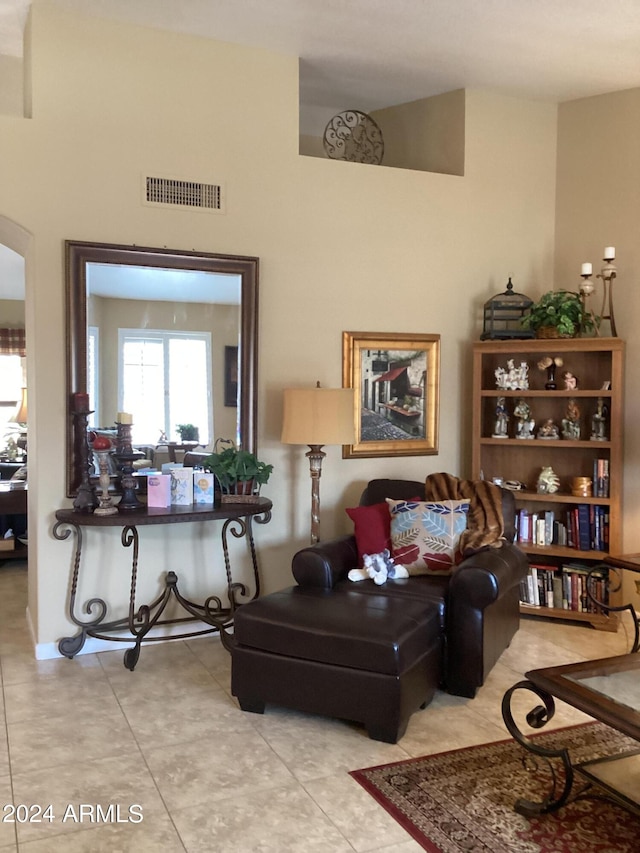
[282,383,355,544]
[10,387,28,454]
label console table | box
[53,498,272,670]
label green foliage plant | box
[202,446,273,493]
[176,423,199,441]
[521,290,595,337]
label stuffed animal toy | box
[348,549,409,585]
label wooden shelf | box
[473,338,625,633]
[480,438,611,449]
[482,389,613,398]
[520,603,618,632]
[523,544,608,560]
[512,491,611,506]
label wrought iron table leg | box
[54,521,108,658]
[588,565,640,653]
[501,680,578,815]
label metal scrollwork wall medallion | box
[323,110,384,165]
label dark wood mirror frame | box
[65,240,259,497]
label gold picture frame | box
[342,331,440,459]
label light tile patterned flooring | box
[0,560,631,851]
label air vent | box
[143,175,225,213]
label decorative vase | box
[536,466,560,494]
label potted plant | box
[176,423,200,442]
[202,446,273,501]
[520,290,595,338]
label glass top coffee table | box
[502,653,640,815]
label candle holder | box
[596,254,617,337]
[93,449,118,516]
[113,451,145,511]
[115,421,133,455]
[579,273,599,336]
[72,407,98,513]
[114,421,144,511]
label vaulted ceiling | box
[2,0,640,134]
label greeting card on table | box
[147,474,171,508]
[170,468,193,505]
[193,472,215,504]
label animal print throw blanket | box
[424,472,505,554]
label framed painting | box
[224,345,238,407]
[342,331,440,459]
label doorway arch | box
[0,215,34,629]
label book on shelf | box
[519,561,609,614]
[520,563,555,608]
[592,458,610,498]
[577,504,591,551]
[515,504,609,553]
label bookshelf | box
[472,337,624,631]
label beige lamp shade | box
[281,387,355,446]
[11,387,27,424]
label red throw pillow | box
[346,503,392,566]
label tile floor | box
[0,560,632,851]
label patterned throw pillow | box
[386,499,470,575]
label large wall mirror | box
[65,241,258,496]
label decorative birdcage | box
[481,278,535,340]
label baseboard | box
[32,619,221,660]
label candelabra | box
[597,248,617,337]
[579,247,618,337]
[579,272,599,336]
[71,399,98,513]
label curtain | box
[0,329,26,356]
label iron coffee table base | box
[502,654,640,816]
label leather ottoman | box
[231,585,442,742]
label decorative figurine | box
[492,396,509,438]
[495,359,529,391]
[537,466,560,494]
[562,371,578,391]
[537,418,559,440]
[590,397,608,441]
[561,398,581,440]
[514,398,535,439]
[537,356,564,390]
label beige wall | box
[555,87,640,602]
[0,55,23,117]
[0,3,558,650]
[372,89,465,175]
[0,299,25,325]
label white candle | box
[581,262,592,275]
[116,411,133,424]
[604,246,615,260]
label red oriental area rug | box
[350,722,640,852]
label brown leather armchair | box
[291,478,528,697]
[231,478,528,742]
